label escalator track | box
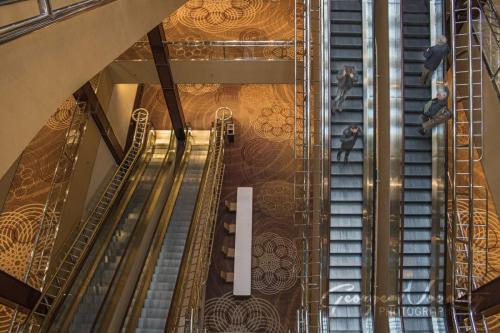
[329,0,365,331]
[132,132,209,333]
[56,131,175,332]
[401,0,434,330]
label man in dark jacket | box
[420,35,449,86]
[337,124,362,163]
[418,84,451,135]
[332,66,358,113]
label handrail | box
[164,40,295,47]
[91,128,174,332]
[428,0,448,329]
[11,108,150,333]
[120,133,191,332]
[360,0,376,330]
[165,108,226,332]
[117,39,298,61]
[0,0,117,45]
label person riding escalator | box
[418,83,452,135]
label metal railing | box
[165,108,226,333]
[0,0,118,44]
[449,1,490,331]
[293,0,328,329]
[5,100,89,330]
[117,40,296,61]
[10,108,150,333]
[428,0,448,330]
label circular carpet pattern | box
[252,232,300,294]
[204,292,285,332]
[176,0,265,34]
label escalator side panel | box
[67,134,172,332]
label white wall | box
[0,0,186,179]
[84,138,116,208]
[107,84,138,147]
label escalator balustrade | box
[68,132,173,332]
[134,136,209,333]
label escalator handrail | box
[17,108,150,333]
[120,134,192,332]
[164,114,226,332]
[91,129,176,332]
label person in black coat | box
[332,66,358,113]
[420,35,449,86]
[337,124,362,163]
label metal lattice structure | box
[11,108,150,333]
[294,0,328,330]
[449,1,490,331]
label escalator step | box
[404,177,432,189]
[330,216,363,228]
[330,243,362,255]
[329,280,361,292]
[403,243,431,254]
[332,177,363,188]
[331,12,362,23]
[330,228,362,240]
[331,188,363,201]
[332,36,363,48]
[331,202,363,215]
[332,49,363,61]
[331,1,361,12]
[330,254,362,267]
[329,318,362,331]
[332,23,362,35]
[331,110,364,123]
[403,13,430,25]
[404,203,432,215]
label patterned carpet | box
[450,111,500,331]
[0,99,76,331]
[117,0,297,61]
[140,84,301,331]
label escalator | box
[401,0,434,329]
[131,132,209,333]
[53,131,176,332]
[328,0,365,331]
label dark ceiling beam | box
[0,270,41,311]
[147,25,186,140]
[74,82,125,163]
